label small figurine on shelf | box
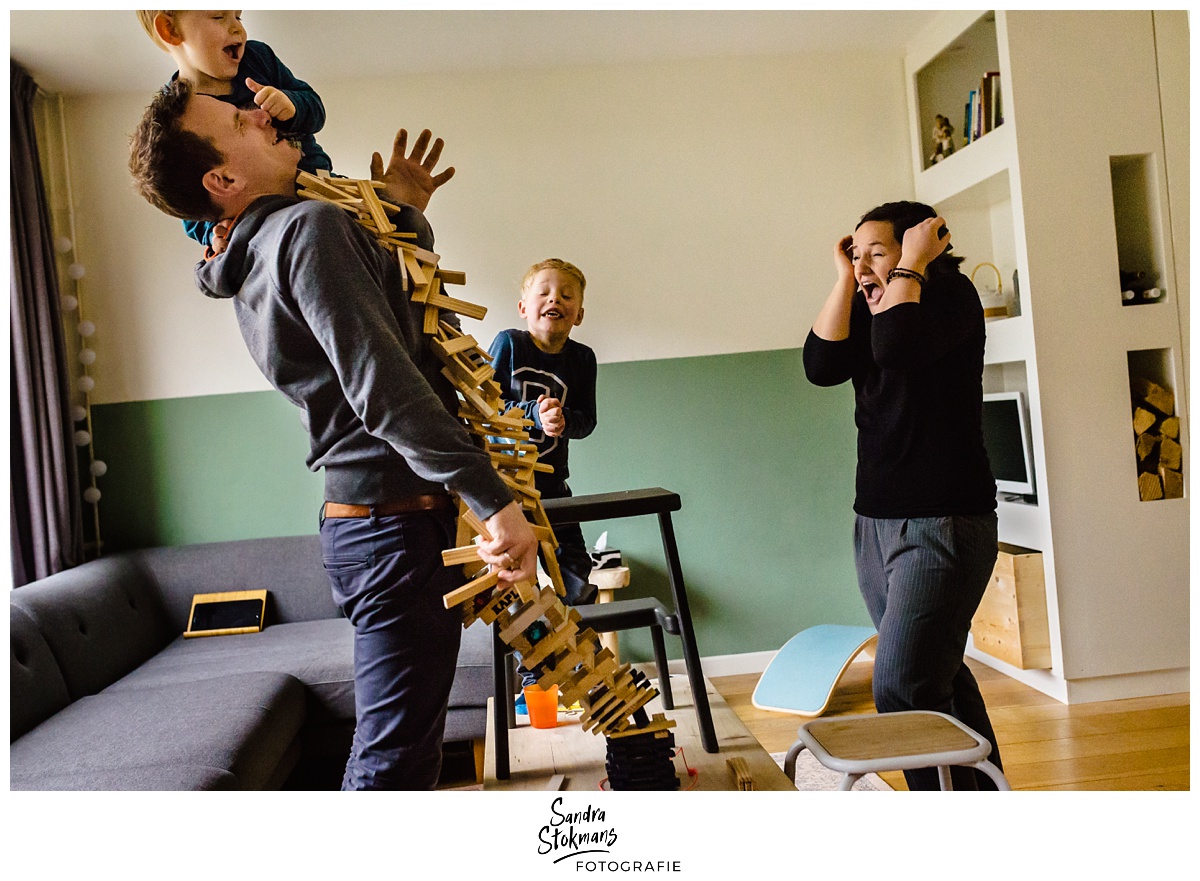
[929,115,956,165]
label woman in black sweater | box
[803,201,1003,790]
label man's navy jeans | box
[320,508,463,790]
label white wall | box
[66,50,912,405]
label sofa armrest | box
[10,604,72,739]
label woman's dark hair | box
[856,200,965,279]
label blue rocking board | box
[752,625,878,717]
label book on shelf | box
[981,73,994,136]
[988,71,1003,129]
[974,85,983,140]
[963,72,1003,146]
[964,90,975,146]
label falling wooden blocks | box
[441,543,484,568]
[313,154,667,745]
[442,568,500,610]
[294,172,410,240]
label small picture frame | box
[184,589,268,638]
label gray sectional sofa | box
[9,534,494,790]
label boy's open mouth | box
[224,42,243,63]
[542,309,563,319]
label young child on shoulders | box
[137,10,332,253]
[488,259,599,700]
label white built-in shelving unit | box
[904,10,1189,703]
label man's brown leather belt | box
[323,495,453,518]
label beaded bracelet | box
[887,267,926,285]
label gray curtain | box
[10,61,84,586]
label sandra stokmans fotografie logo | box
[537,797,683,874]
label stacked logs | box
[1131,377,1184,501]
[297,171,670,740]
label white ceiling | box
[10,9,938,97]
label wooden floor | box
[711,657,1191,791]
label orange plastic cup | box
[524,684,560,729]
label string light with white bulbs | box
[47,94,106,556]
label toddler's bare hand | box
[246,78,296,122]
[210,219,233,256]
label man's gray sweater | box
[195,195,512,520]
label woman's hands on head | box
[899,216,950,275]
[835,234,855,282]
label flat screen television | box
[981,391,1037,500]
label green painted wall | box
[91,347,868,660]
[92,391,325,549]
[565,349,867,661]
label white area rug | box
[770,750,890,791]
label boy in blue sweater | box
[489,259,599,701]
[138,10,332,254]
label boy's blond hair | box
[521,258,586,296]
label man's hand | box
[478,502,538,585]
[537,395,566,437]
[370,128,455,213]
[246,78,296,122]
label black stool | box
[492,488,718,780]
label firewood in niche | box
[1132,407,1157,436]
[1135,431,1161,463]
[1138,471,1164,501]
[1131,377,1175,417]
[1159,465,1184,499]
[1159,436,1183,472]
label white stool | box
[784,710,1011,791]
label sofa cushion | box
[12,764,239,791]
[133,535,340,633]
[450,620,493,710]
[10,604,72,740]
[10,556,173,700]
[105,619,355,724]
[106,616,496,725]
[10,671,305,791]
[443,706,486,744]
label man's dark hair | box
[856,200,965,279]
[129,79,225,221]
